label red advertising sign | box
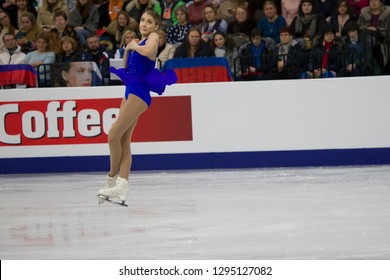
[0,96,193,146]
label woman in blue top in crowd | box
[98,9,177,205]
[23,34,54,63]
[257,1,287,44]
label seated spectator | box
[23,32,56,67]
[15,12,39,54]
[327,0,357,39]
[173,26,214,57]
[97,0,127,29]
[41,10,80,57]
[0,32,26,64]
[126,0,158,23]
[302,24,343,78]
[314,0,338,21]
[218,0,247,24]
[290,0,327,51]
[51,11,81,47]
[156,29,175,68]
[212,31,239,75]
[348,0,369,16]
[199,3,228,43]
[0,9,17,50]
[166,5,192,47]
[257,0,287,44]
[187,0,209,27]
[281,0,300,26]
[114,29,137,59]
[154,0,186,29]
[106,10,138,50]
[7,0,37,29]
[56,36,80,62]
[239,27,275,80]
[37,0,69,31]
[358,0,390,74]
[341,20,365,76]
[23,32,56,85]
[266,26,305,80]
[0,32,28,88]
[227,5,256,38]
[68,0,100,47]
[78,32,113,84]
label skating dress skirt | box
[110,38,177,107]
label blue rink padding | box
[2,147,390,174]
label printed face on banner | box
[61,62,93,87]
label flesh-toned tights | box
[108,94,148,180]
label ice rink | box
[1,165,390,260]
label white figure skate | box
[97,177,129,207]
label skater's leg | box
[100,95,148,200]
[108,98,126,177]
[118,118,138,180]
[108,95,148,177]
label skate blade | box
[97,194,128,207]
[97,195,106,205]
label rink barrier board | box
[1,76,390,174]
[1,147,390,174]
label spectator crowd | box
[1,0,390,87]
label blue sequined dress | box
[110,38,177,107]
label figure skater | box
[98,9,177,205]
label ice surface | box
[1,166,390,259]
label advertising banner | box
[0,97,192,147]
[1,76,390,173]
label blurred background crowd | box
[1,0,390,88]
